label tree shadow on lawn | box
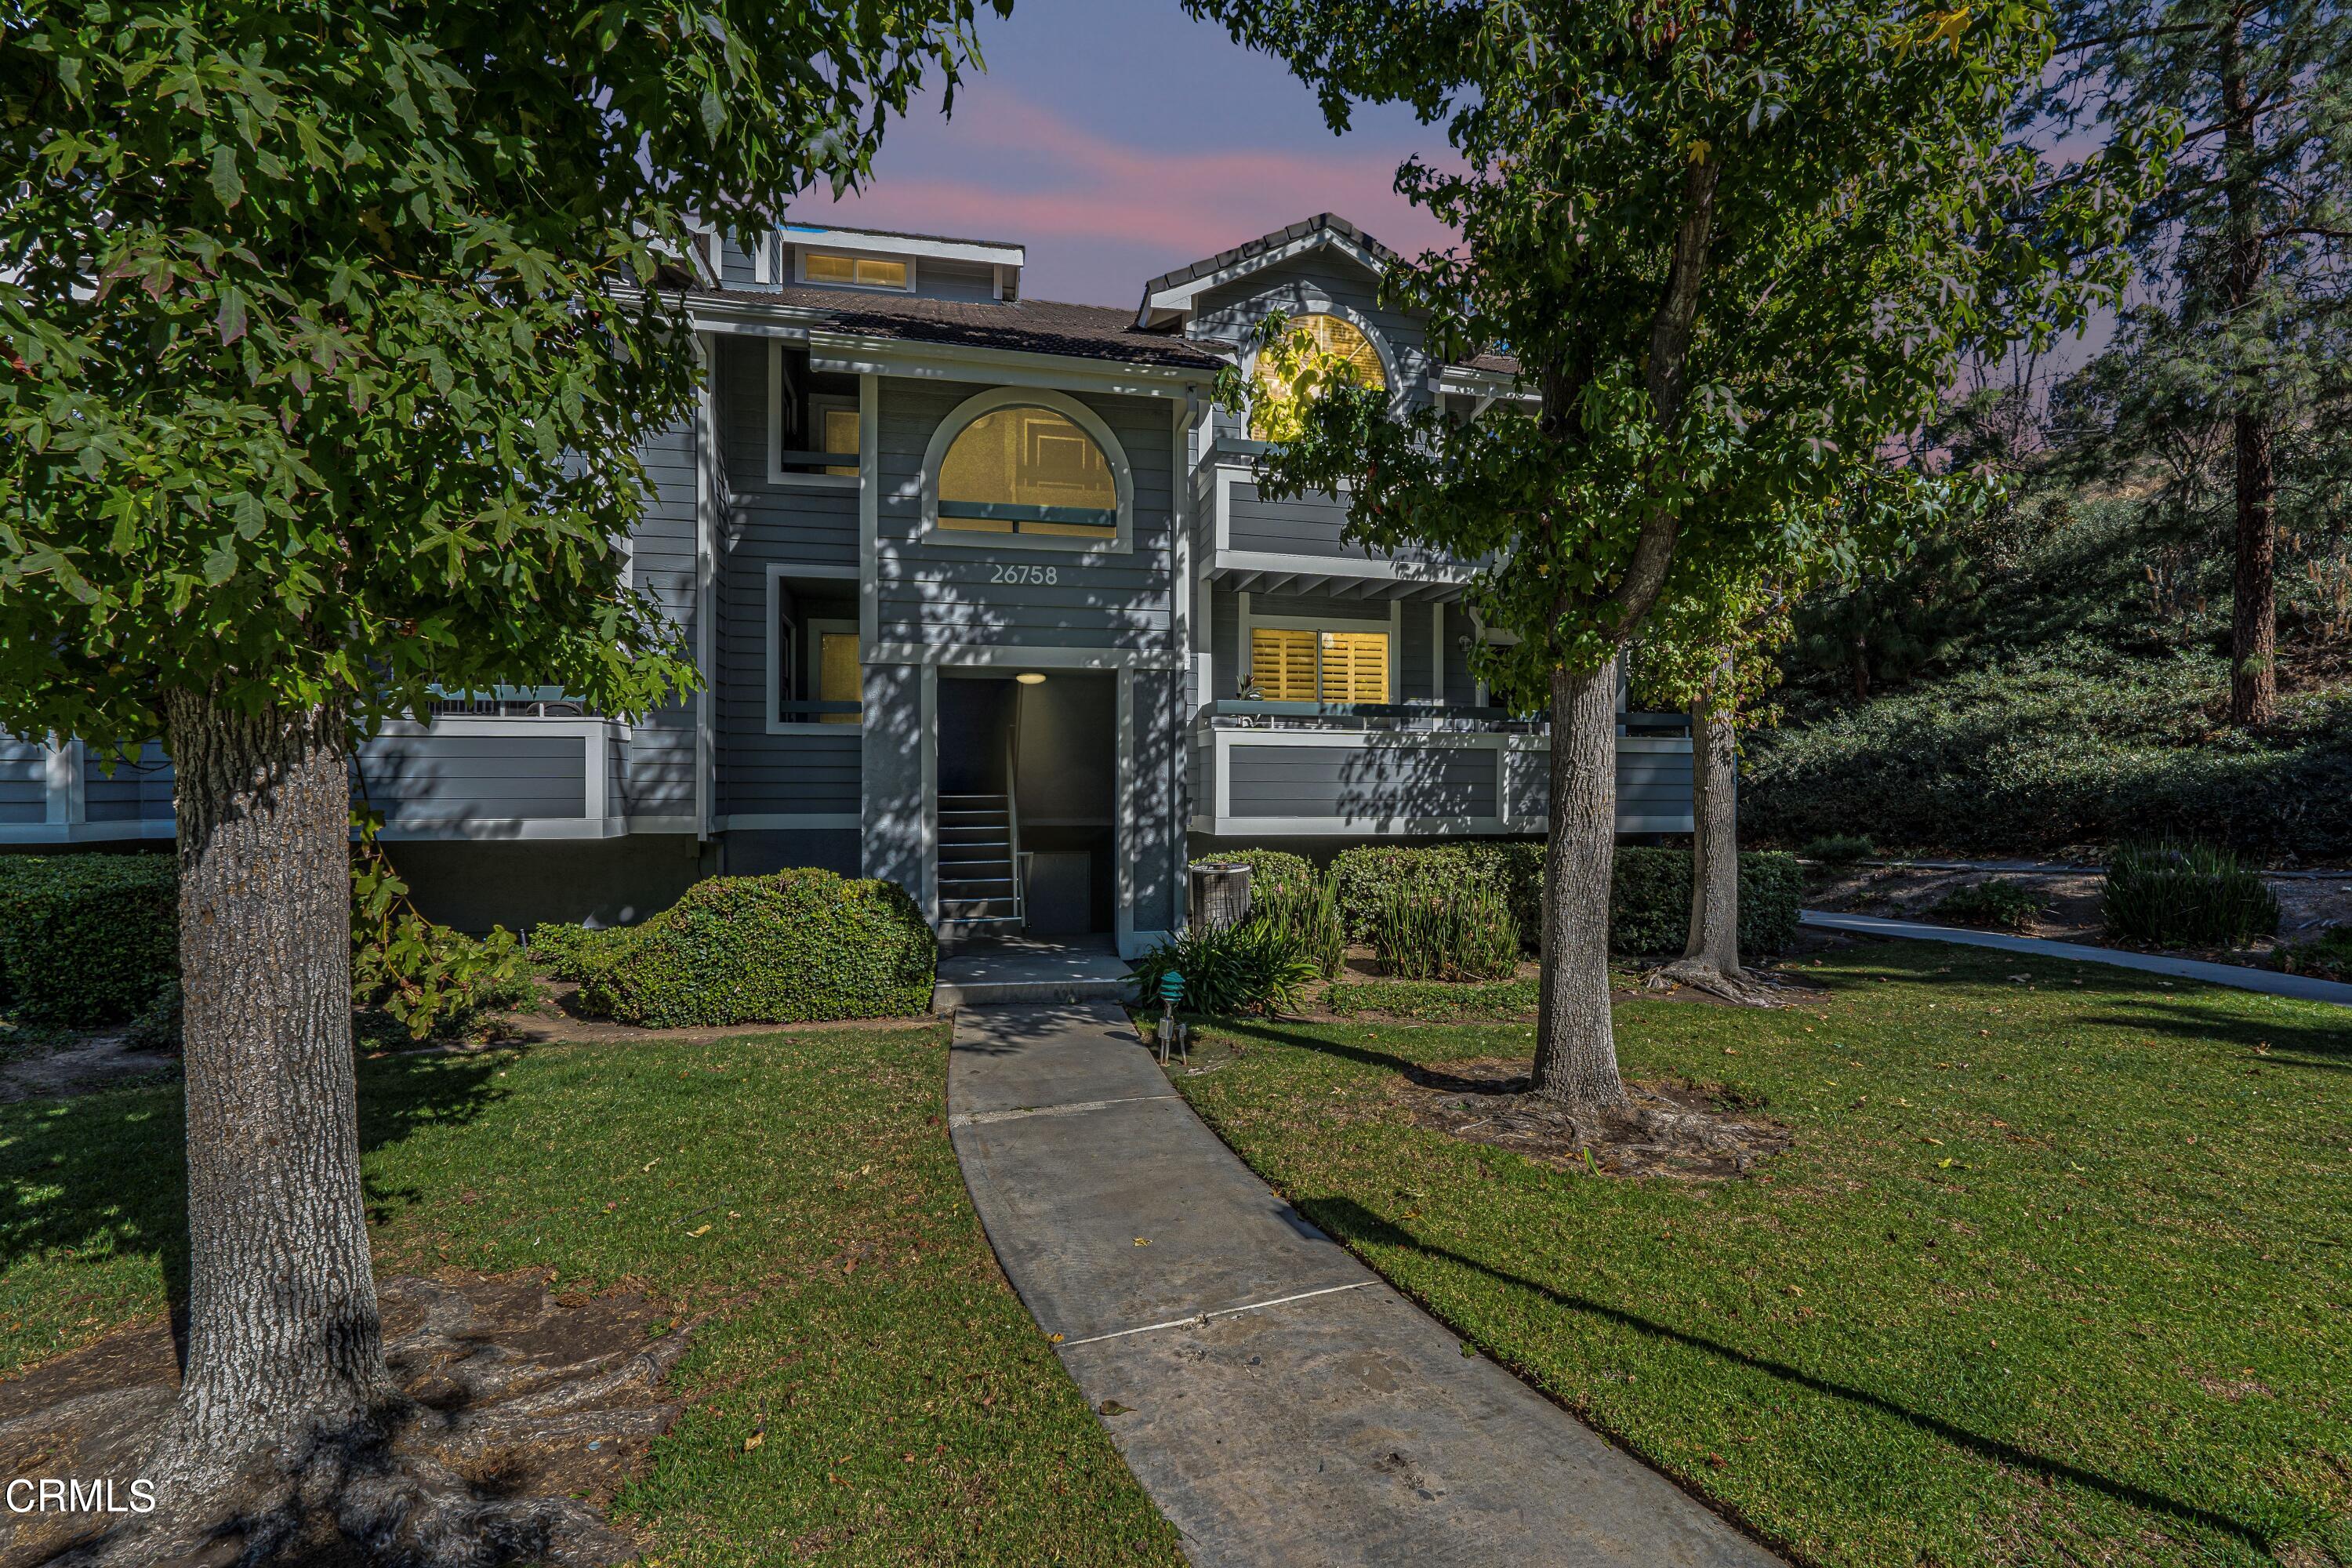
[2067,996,2350,1074]
[1299,1195,2277,1559]
[0,1046,513,1373]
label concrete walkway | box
[932,934,1134,1008]
[948,1002,1781,1568]
[1801,910,2352,1007]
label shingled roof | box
[710,285,1228,372]
[1139,213,1402,301]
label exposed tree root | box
[1395,1059,1791,1181]
[0,1274,691,1568]
[1639,958,1788,1007]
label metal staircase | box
[938,790,1023,937]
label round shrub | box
[577,869,935,1027]
[1929,878,2042,931]
[1131,920,1317,1015]
[528,921,640,983]
[0,854,178,1026]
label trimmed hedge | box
[1282,841,1802,961]
[1203,848,1316,905]
[0,855,178,1026]
[577,869,935,1027]
[528,921,641,983]
[1609,848,1804,958]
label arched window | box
[1250,313,1386,440]
[937,405,1119,539]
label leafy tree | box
[1628,571,1793,1004]
[2039,0,2352,724]
[0,0,1004,1550]
[1788,528,1987,700]
[1191,0,2145,1106]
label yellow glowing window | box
[938,407,1118,539]
[803,251,909,289]
[1249,627,1390,703]
[817,632,861,723]
[1251,314,1386,440]
[821,407,860,477]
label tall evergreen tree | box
[2042,0,2352,724]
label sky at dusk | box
[791,0,1460,307]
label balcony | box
[1189,702,1694,838]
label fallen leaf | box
[1133,1237,1150,1247]
[1097,1399,1134,1416]
[742,1430,764,1452]
[688,1224,711,1237]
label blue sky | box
[795,0,1459,306]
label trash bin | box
[1189,861,1253,932]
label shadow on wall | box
[382,837,710,934]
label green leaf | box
[208,142,242,209]
[201,543,238,585]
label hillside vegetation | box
[1745,494,2352,863]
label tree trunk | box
[154,690,388,1492]
[1642,655,1777,1004]
[2230,412,2278,724]
[1531,662,1628,1108]
[2220,9,2277,728]
[1682,677,1742,977]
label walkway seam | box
[948,1091,1177,1128]
[1055,1280,1378,1348]
[1801,909,2352,1007]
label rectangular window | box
[1247,626,1390,704]
[801,251,911,290]
[818,402,860,477]
[815,630,861,724]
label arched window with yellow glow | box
[937,406,1119,539]
[1250,314,1386,441]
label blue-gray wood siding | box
[1515,742,1694,826]
[1131,669,1182,931]
[1228,742,1498,819]
[0,738,44,824]
[1221,480,1455,572]
[84,744,174,824]
[874,378,1174,652]
[717,336,860,569]
[356,735,587,826]
[725,729,862,819]
[627,414,699,818]
[860,662,927,907]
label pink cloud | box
[793,91,1458,299]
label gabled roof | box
[1136,213,1401,328]
[692,283,1226,372]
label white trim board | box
[764,340,864,490]
[781,223,1025,270]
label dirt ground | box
[0,1271,686,1567]
[1802,862,2352,958]
[0,1031,179,1105]
[1392,1058,1792,1181]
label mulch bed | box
[0,1272,688,1567]
[1392,1058,1792,1181]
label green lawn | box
[1173,941,2352,1568]
[0,1026,1180,1566]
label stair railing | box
[1003,728,1025,931]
